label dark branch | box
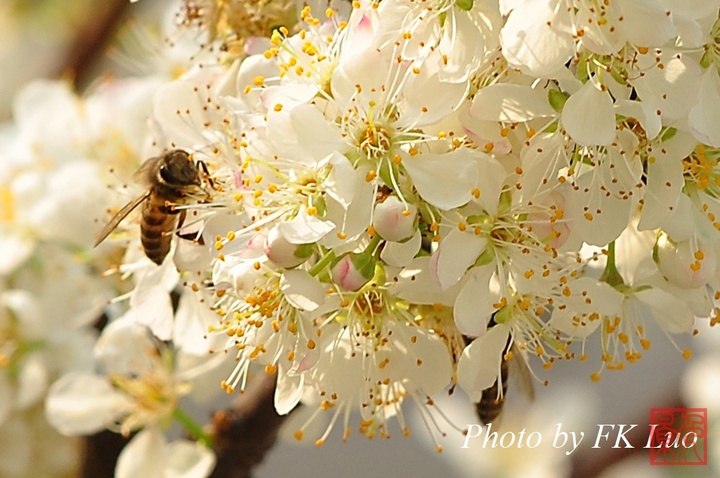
[57,0,130,90]
[210,373,291,478]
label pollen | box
[274,103,283,112]
[682,349,692,359]
[294,430,304,441]
[590,372,602,382]
[265,364,277,375]
[337,231,347,240]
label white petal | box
[0,233,34,275]
[616,0,676,47]
[456,324,509,402]
[565,171,633,245]
[562,81,615,147]
[637,141,685,232]
[323,152,357,208]
[636,288,694,334]
[165,439,216,478]
[266,103,345,165]
[15,354,48,409]
[380,230,421,267]
[173,292,223,355]
[274,364,304,416]
[397,51,468,127]
[280,269,325,311]
[470,84,555,123]
[500,0,574,76]
[549,277,624,338]
[433,228,487,290]
[115,428,168,478]
[688,68,720,147]
[633,51,701,121]
[386,323,453,396]
[46,373,132,436]
[94,319,157,375]
[403,149,478,210]
[277,207,335,244]
[454,266,498,336]
[390,257,458,306]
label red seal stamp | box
[648,408,707,465]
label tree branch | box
[210,373,291,478]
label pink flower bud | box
[656,235,716,289]
[373,196,416,242]
[331,253,375,291]
[264,226,311,268]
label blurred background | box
[0,1,715,477]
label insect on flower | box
[94,149,213,265]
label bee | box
[94,149,211,265]
[475,331,535,426]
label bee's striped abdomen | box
[140,195,178,265]
[476,355,509,425]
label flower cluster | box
[92,0,720,447]
[16,0,720,471]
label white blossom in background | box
[0,0,716,475]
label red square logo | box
[648,408,707,465]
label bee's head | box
[160,150,200,187]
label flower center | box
[359,124,392,159]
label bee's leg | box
[175,209,206,245]
[197,160,214,189]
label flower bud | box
[331,252,376,291]
[656,235,716,289]
[264,226,312,268]
[372,196,416,242]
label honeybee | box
[94,149,211,265]
[475,336,535,426]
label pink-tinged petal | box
[454,266,498,337]
[456,324,510,402]
[656,236,716,289]
[562,81,615,147]
[46,373,132,436]
[402,149,478,210]
[471,84,555,123]
[373,196,417,242]
[433,228,487,290]
[115,428,168,478]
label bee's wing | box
[510,344,535,401]
[94,190,151,247]
[132,155,162,186]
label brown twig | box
[210,373,290,478]
[57,0,130,90]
